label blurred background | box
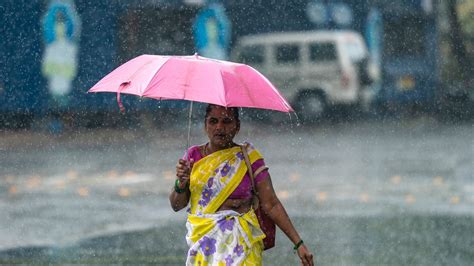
[0,0,473,265]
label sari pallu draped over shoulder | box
[186,144,266,266]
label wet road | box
[0,117,473,264]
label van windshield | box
[342,39,366,62]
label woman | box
[170,104,314,265]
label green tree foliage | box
[458,0,474,55]
[440,0,473,82]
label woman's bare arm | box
[169,159,192,212]
[169,186,190,212]
[256,175,314,266]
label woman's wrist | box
[174,179,188,193]
[293,239,304,251]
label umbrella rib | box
[126,57,159,96]
[143,56,175,98]
[234,66,258,108]
[183,59,196,99]
[218,69,227,106]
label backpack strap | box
[240,144,261,211]
[240,144,255,193]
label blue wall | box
[0,1,46,113]
[0,0,121,114]
[72,0,120,112]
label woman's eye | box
[209,118,218,124]
[223,118,233,124]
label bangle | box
[174,179,187,193]
[293,240,304,251]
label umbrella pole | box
[185,101,194,161]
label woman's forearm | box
[172,158,193,212]
[265,200,302,245]
[169,189,190,212]
[256,177,302,245]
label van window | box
[238,45,264,65]
[309,43,337,62]
[275,44,299,63]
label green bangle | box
[174,179,187,193]
[293,240,304,251]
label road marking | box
[390,175,401,185]
[289,173,300,183]
[55,180,66,189]
[450,196,460,205]
[405,194,416,204]
[107,170,118,179]
[277,190,290,200]
[77,187,89,197]
[67,170,78,180]
[9,185,18,195]
[359,193,370,203]
[124,171,136,177]
[433,176,444,187]
[118,187,131,197]
[26,176,41,189]
[316,191,328,202]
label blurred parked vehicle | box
[231,30,374,121]
[437,78,474,120]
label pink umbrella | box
[88,54,294,155]
[88,54,293,113]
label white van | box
[231,30,374,121]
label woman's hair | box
[205,104,240,122]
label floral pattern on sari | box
[185,143,265,266]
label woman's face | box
[205,106,240,149]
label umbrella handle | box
[117,82,130,113]
[185,101,193,162]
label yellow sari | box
[185,144,265,266]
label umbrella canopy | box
[88,54,293,113]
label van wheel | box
[295,91,327,123]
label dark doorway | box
[117,7,198,64]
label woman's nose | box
[215,121,225,130]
